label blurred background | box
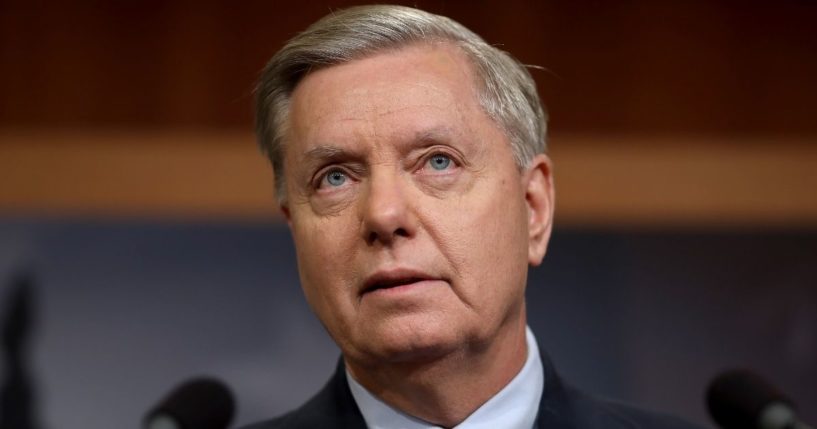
[0,0,815,428]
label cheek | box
[291,212,360,307]
[455,170,527,246]
[433,175,529,305]
[463,201,528,270]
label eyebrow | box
[413,126,455,145]
[303,145,354,163]
[300,126,460,165]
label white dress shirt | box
[347,326,545,429]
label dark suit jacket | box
[240,354,707,429]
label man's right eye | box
[320,169,348,188]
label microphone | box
[143,377,235,429]
[706,369,813,429]
[1,270,40,429]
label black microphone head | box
[706,369,793,429]
[144,377,235,429]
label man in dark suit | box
[244,5,705,428]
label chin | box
[353,317,465,364]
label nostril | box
[366,227,409,245]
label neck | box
[346,309,529,428]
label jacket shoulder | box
[237,406,314,429]
[237,360,366,429]
[566,386,708,429]
[238,394,348,429]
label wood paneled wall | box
[2,1,816,133]
[1,1,816,225]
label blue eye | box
[428,154,452,171]
[323,170,347,187]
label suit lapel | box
[536,350,579,429]
[536,351,644,429]
[322,358,368,429]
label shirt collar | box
[346,326,545,429]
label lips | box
[361,269,438,295]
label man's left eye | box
[427,154,453,171]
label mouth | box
[361,269,439,296]
[364,277,428,293]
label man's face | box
[281,43,553,365]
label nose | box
[361,171,416,246]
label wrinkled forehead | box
[288,39,480,98]
[286,42,485,145]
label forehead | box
[287,42,486,146]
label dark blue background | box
[0,218,814,428]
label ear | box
[280,201,293,228]
[523,154,555,266]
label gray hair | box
[255,5,547,202]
